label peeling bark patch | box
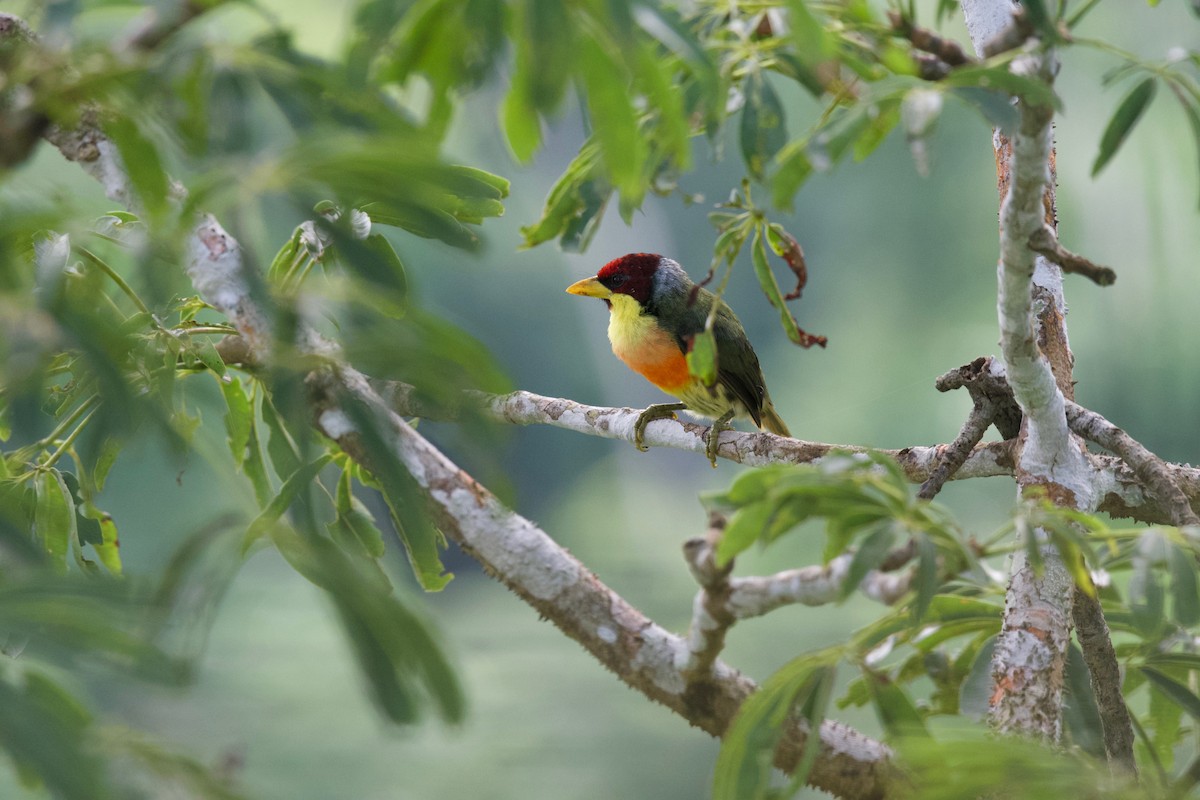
[1032,284,1074,399]
[1021,480,1077,508]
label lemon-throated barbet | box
[567,253,790,465]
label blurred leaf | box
[1167,83,1200,209]
[841,523,896,601]
[863,667,929,738]
[1062,644,1103,757]
[260,392,302,480]
[520,142,611,251]
[1169,543,1200,625]
[242,454,333,551]
[34,469,73,572]
[944,64,1061,110]
[772,144,813,209]
[579,35,647,215]
[1141,666,1200,721]
[221,377,252,471]
[1092,77,1157,176]
[269,526,463,724]
[713,653,838,800]
[951,87,1020,134]
[330,466,387,559]
[913,533,938,622]
[104,116,170,220]
[0,670,111,800]
[502,80,542,162]
[1146,664,1184,770]
[337,392,452,591]
[99,726,248,800]
[740,72,788,181]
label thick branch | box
[728,554,914,619]
[371,379,1200,525]
[1066,400,1200,528]
[681,516,736,682]
[312,368,897,798]
[963,0,1081,746]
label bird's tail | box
[759,401,791,438]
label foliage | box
[0,0,1197,798]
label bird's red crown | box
[596,253,662,305]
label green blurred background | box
[2,1,1198,797]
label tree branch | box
[727,554,915,619]
[1028,226,1117,287]
[681,515,736,682]
[962,0,1082,744]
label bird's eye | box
[609,274,628,287]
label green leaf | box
[686,327,718,388]
[863,667,929,739]
[716,500,771,565]
[242,455,333,551]
[1147,665,1184,770]
[0,670,111,800]
[221,377,253,471]
[1170,544,1200,626]
[260,392,302,480]
[913,533,939,622]
[944,64,1061,110]
[1092,78,1157,176]
[339,395,452,591]
[34,470,73,572]
[771,144,813,209]
[740,72,788,181]
[841,523,897,601]
[579,36,647,213]
[713,654,838,800]
[104,116,171,220]
[1141,666,1200,721]
[330,467,387,559]
[1130,549,1166,637]
[242,405,273,509]
[1062,644,1103,757]
[1167,83,1200,210]
[269,527,464,725]
[519,142,611,250]
[952,87,1021,134]
[502,82,542,162]
[750,226,803,344]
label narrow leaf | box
[34,470,73,572]
[1092,78,1157,176]
[242,455,333,551]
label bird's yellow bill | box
[565,276,611,298]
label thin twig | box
[1029,226,1117,287]
[919,400,996,500]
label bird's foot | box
[704,410,736,468]
[633,403,687,451]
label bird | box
[566,253,790,465]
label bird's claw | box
[633,403,687,452]
[704,409,736,468]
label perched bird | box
[566,253,790,465]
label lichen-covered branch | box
[681,516,736,682]
[728,555,914,619]
[961,0,1083,745]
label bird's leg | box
[633,402,687,451]
[704,409,736,467]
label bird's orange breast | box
[606,296,692,396]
